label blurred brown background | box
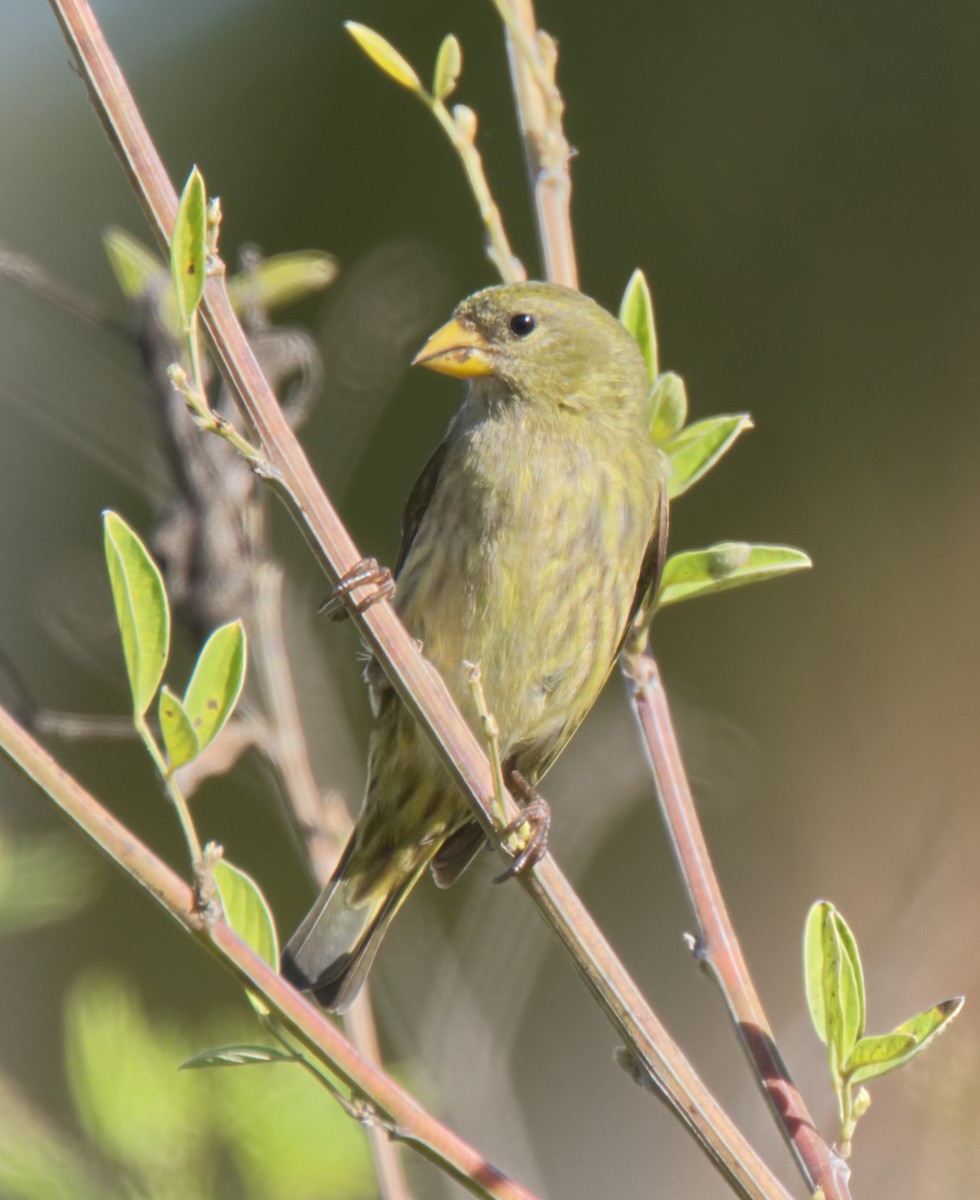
[1,1,978,1197]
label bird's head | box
[413,282,650,423]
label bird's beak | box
[412,318,494,378]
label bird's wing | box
[620,481,669,651]
[394,437,451,577]
[510,483,670,784]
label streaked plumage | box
[281,282,668,1011]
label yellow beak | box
[412,317,494,378]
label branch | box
[47,2,791,1195]
[491,4,852,1196]
[251,570,412,1200]
[496,0,577,286]
[625,652,853,1199]
[0,699,531,1200]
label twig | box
[496,0,577,287]
[0,698,531,1200]
[250,563,413,1200]
[493,2,851,1194]
[250,563,349,871]
[48,2,792,1194]
[427,98,526,284]
[625,651,852,1199]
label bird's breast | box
[395,413,659,769]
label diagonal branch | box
[46,1,791,1195]
[250,569,413,1200]
[0,699,533,1200]
[625,652,853,1199]
[493,5,853,1195]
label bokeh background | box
[2,1,979,1197]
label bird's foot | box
[319,558,395,622]
[493,770,551,882]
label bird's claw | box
[320,558,395,622]
[493,771,551,883]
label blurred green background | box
[2,1,979,1197]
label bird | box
[280,281,669,1012]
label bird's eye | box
[508,313,536,337]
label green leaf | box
[648,371,688,442]
[804,900,832,1044]
[844,1032,917,1085]
[182,620,246,753]
[226,251,337,314]
[663,413,752,498]
[821,906,846,1080]
[103,511,170,718]
[345,22,423,93]
[834,912,864,1063]
[158,685,200,771]
[896,997,964,1043]
[171,167,207,331]
[213,859,277,967]
[846,998,964,1085]
[433,34,462,101]
[180,1044,297,1070]
[619,269,658,383]
[831,908,866,1043]
[657,542,812,609]
[102,227,166,299]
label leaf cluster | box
[804,901,963,1155]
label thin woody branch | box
[0,700,532,1200]
[624,652,853,1200]
[493,4,852,1195]
[250,571,412,1200]
[46,2,792,1196]
[497,0,577,287]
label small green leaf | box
[102,227,166,299]
[648,372,688,442]
[226,251,337,314]
[844,1032,917,1085]
[171,167,207,331]
[663,413,752,498]
[845,998,964,1085]
[619,269,658,383]
[804,900,832,1044]
[180,1044,297,1070]
[213,858,279,1018]
[433,34,462,101]
[103,512,170,718]
[834,917,863,1064]
[831,908,866,1042]
[657,542,812,609]
[821,907,846,1079]
[345,22,423,93]
[896,997,964,1043]
[158,685,200,771]
[182,620,246,753]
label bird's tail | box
[280,831,435,1013]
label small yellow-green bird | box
[281,282,668,1011]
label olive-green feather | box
[281,282,668,1011]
